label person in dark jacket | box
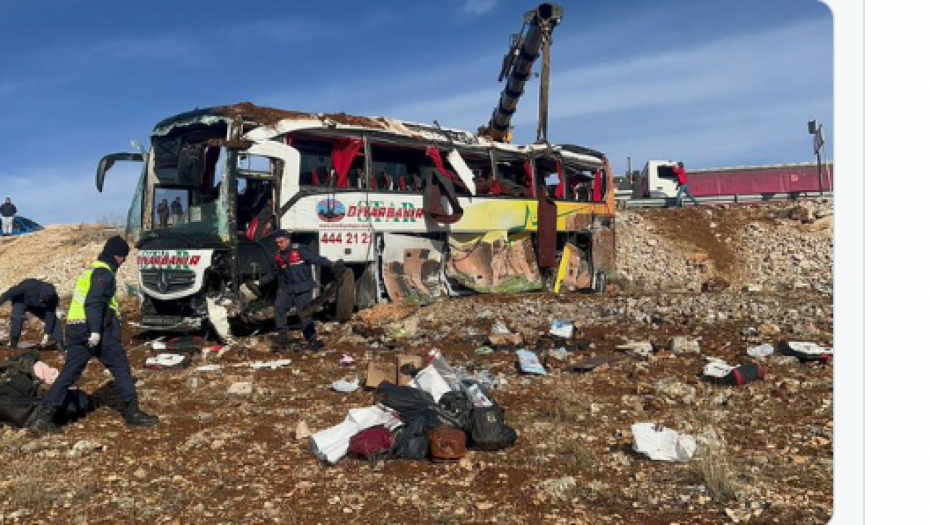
[156,199,170,228]
[30,236,159,433]
[0,196,17,236]
[0,279,64,351]
[257,229,342,352]
[170,197,184,225]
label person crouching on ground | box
[257,229,343,352]
[30,236,158,433]
[0,278,65,351]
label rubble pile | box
[613,212,701,293]
[738,200,834,294]
[614,200,834,294]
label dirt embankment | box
[0,203,833,524]
[0,225,140,299]
[614,200,833,294]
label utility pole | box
[808,119,825,195]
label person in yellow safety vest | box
[29,236,158,433]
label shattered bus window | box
[494,152,532,197]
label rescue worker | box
[0,278,65,351]
[257,229,343,352]
[30,236,158,433]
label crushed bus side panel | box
[446,232,543,294]
[380,233,444,304]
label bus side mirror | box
[96,152,144,192]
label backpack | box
[427,425,468,462]
[348,427,393,460]
[467,406,518,451]
[721,363,765,386]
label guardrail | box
[617,192,833,209]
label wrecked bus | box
[93,4,616,340]
[96,103,616,340]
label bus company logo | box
[316,198,346,223]
[137,251,201,268]
[346,201,424,223]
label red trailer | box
[688,162,833,197]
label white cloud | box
[5,161,141,225]
[458,0,501,18]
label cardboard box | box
[396,355,423,386]
[366,355,423,388]
[365,362,397,389]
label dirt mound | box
[0,225,140,300]
[614,201,833,294]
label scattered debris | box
[144,353,190,370]
[549,320,574,339]
[669,336,701,354]
[295,420,312,440]
[568,355,622,373]
[632,423,697,462]
[703,359,765,386]
[616,341,653,358]
[747,343,774,358]
[227,382,254,395]
[516,349,546,375]
[778,340,833,362]
[248,359,292,370]
[332,375,360,394]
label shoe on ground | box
[29,405,63,434]
[121,403,159,427]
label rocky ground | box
[0,201,833,524]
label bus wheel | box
[334,269,356,322]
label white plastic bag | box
[632,422,697,462]
[703,357,735,378]
[747,343,774,358]
[332,375,360,393]
[411,365,452,402]
[311,406,400,464]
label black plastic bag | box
[437,391,474,430]
[392,416,431,460]
[374,382,436,420]
[468,405,517,451]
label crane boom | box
[481,3,563,143]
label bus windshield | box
[143,128,230,241]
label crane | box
[480,3,563,143]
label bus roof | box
[152,102,608,164]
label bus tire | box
[334,269,356,322]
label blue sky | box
[0,0,832,225]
